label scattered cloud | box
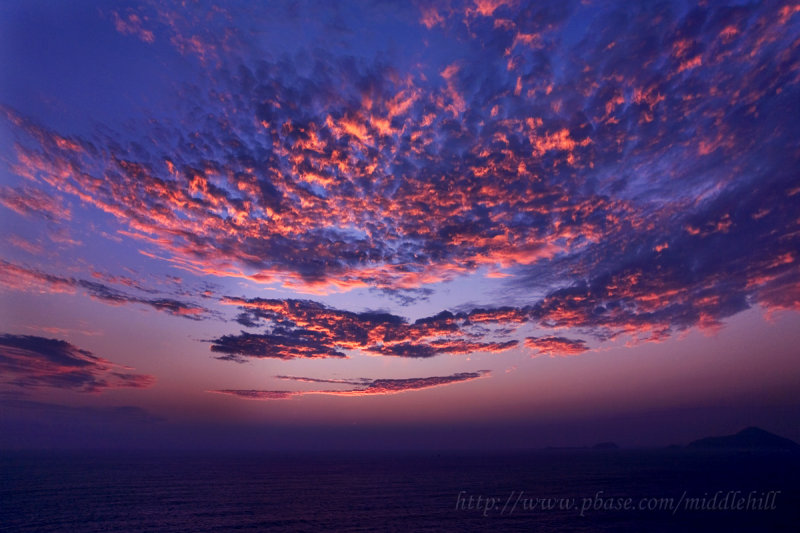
[525,336,589,357]
[210,370,490,399]
[209,331,347,362]
[210,297,520,360]
[0,260,212,320]
[0,185,69,222]
[0,334,154,392]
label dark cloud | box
[210,297,521,360]
[234,312,260,328]
[210,370,490,399]
[372,286,435,306]
[209,331,347,362]
[0,334,154,392]
[210,389,295,400]
[365,342,440,359]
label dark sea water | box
[2,449,798,532]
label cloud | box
[2,0,798,352]
[525,336,588,357]
[520,164,800,342]
[209,331,347,362]
[210,297,521,360]
[372,287,435,307]
[274,375,371,385]
[111,9,155,44]
[0,260,212,320]
[210,389,295,400]
[0,334,154,392]
[0,30,603,294]
[0,185,69,222]
[209,370,490,399]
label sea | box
[2,449,798,532]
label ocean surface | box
[2,449,798,532]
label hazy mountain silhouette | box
[688,427,800,451]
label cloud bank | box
[212,297,520,361]
[0,334,154,392]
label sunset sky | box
[1,0,799,450]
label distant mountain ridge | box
[688,427,800,451]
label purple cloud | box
[0,334,154,392]
[210,370,490,400]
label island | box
[688,427,800,451]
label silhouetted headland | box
[688,427,800,451]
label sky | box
[0,0,799,451]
